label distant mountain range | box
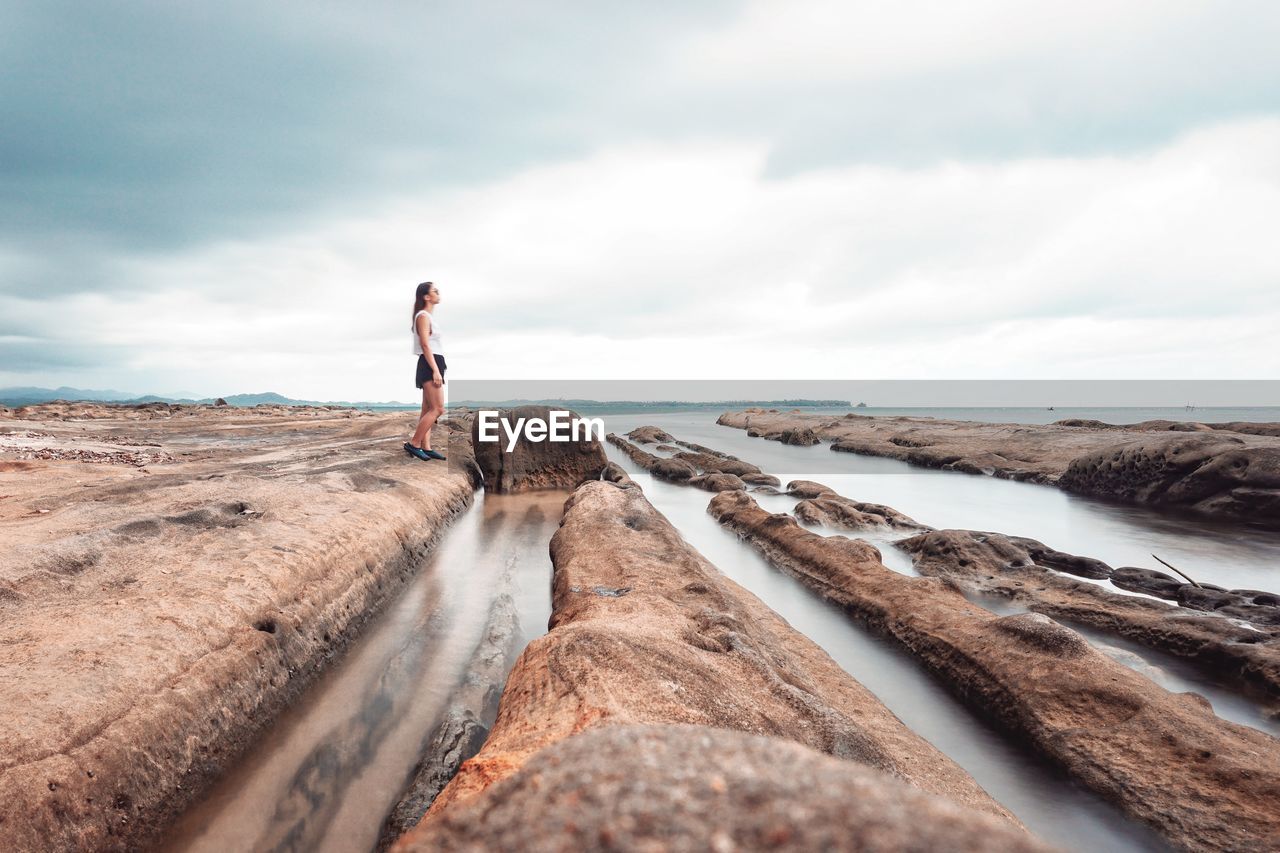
[0,387,852,411]
[0,387,413,408]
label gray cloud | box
[0,1,735,294]
[3,1,1280,396]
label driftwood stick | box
[1152,554,1202,588]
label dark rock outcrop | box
[718,409,1280,526]
[471,406,606,493]
[709,491,1280,851]
[1110,566,1185,599]
[777,427,820,446]
[1059,434,1280,523]
[398,725,1048,853]
[897,528,1280,701]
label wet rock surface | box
[625,425,675,445]
[1059,433,1280,521]
[793,494,929,532]
[399,724,1049,853]
[403,478,1019,841]
[709,490,1280,851]
[0,403,477,852]
[898,529,1280,701]
[377,583,520,850]
[471,406,606,493]
[717,409,1280,526]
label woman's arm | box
[415,314,442,385]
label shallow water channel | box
[598,412,1280,851]
[163,411,1279,851]
[159,491,560,853]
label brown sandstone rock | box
[471,406,606,493]
[785,479,837,498]
[625,425,674,444]
[897,529,1280,701]
[0,406,476,851]
[709,491,1280,852]
[793,494,929,532]
[718,410,1280,525]
[398,725,1048,853]
[673,450,761,476]
[778,426,820,446]
[1059,434,1280,522]
[1110,566,1184,599]
[687,472,747,492]
[406,479,1018,836]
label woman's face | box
[429,286,441,304]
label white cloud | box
[678,0,1228,83]
[4,117,1278,401]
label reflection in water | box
[603,434,1170,852]
[160,491,561,853]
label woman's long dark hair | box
[412,282,434,323]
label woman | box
[404,281,447,461]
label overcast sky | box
[3,1,1278,403]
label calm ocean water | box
[412,403,1280,425]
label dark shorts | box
[416,354,446,389]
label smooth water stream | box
[603,442,1167,852]
[162,410,1278,852]
[160,491,560,853]
[606,413,1280,591]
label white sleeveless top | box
[412,310,444,357]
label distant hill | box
[0,387,411,409]
[1,387,853,411]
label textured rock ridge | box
[398,725,1050,852]
[0,406,477,852]
[898,529,1280,702]
[708,490,1280,852]
[471,406,607,493]
[717,409,1280,525]
[399,478,1020,845]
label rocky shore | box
[0,403,478,851]
[709,489,1280,851]
[716,410,1280,525]
[396,473,1032,849]
[11,403,1280,850]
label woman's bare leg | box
[412,382,445,450]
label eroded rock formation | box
[402,478,1019,842]
[398,725,1048,853]
[1059,434,1280,520]
[708,490,1280,852]
[0,405,477,851]
[897,529,1280,701]
[793,494,929,532]
[471,406,606,493]
[716,410,1280,526]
